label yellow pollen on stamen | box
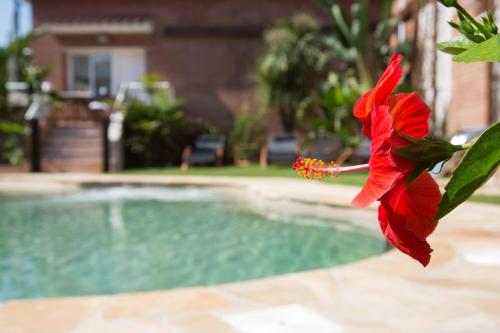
[292,157,338,180]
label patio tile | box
[434,314,500,333]
[68,318,168,333]
[218,275,320,306]
[166,312,235,333]
[222,304,343,333]
[0,296,109,333]
[103,289,234,319]
[305,303,403,333]
[451,294,500,316]
[288,269,339,302]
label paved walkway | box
[0,174,499,333]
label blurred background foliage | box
[123,76,214,168]
[8,32,51,95]
[0,32,50,165]
[229,103,266,164]
[255,0,412,161]
[1,0,412,168]
[256,13,328,133]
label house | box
[30,0,332,133]
[25,0,498,173]
[32,0,498,135]
[26,0,337,172]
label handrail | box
[21,81,176,172]
[108,111,124,143]
[24,93,52,173]
[114,81,173,108]
[24,93,52,122]
[106,111,125,171]
[107,81,173,171]
[13,81,54,172]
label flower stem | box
[333,164,370,173]
[456,4,492,39]
[455,142,473,151]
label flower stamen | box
[293,157,370,180]
[293,157,338,179]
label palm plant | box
[256,13,328,132]
[229,103,266,163]
[318,0,408,91]
[307,0,411,157]
[124,94,189,167]
[123,77,212,167]
[310,71,362,146]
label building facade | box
[395,0,499,137]
[30,0,331,133]
[31,0,498,138]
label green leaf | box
[452,34,500,63]
[0,121,27,135]
[437,36,475,55]
[395,133,460,186]
[331,4,353,45]
[436,122,500,220]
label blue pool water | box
[0,186,385,301]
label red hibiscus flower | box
[293,54,441,266]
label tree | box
[306,0,411,157]
[256,13,327,132]
[0,32,50,165]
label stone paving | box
[0,173,499,333]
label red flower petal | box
[381,172,441,240]
[390,93,431,139]
[351,155,401,208]
[348,54,441,266]
[352,107,401,208]
[378,204,433,266]
[370,106,393,142]
[353,54,403,138]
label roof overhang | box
[38,16,154,35]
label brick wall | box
[31,0,336,133]
[447,61,491,135]
[447,0,492,136]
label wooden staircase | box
[40,99,107,173]
[42,124,104,173]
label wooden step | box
[53,120,101,128]
[40,124,105,173]
[43,145,102,155]
[44,138,102,148]
[42,151,102,160]
[42,160,103,173]
[48,126,102,137]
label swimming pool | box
[0,186,385,301]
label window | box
[69,54,112,97]
[67,48,146,97]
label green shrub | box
[0,121,26,165]
[0,32,49,166]
[123,96,210,168]
[256,13,327,132]
[229,107,266,163]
